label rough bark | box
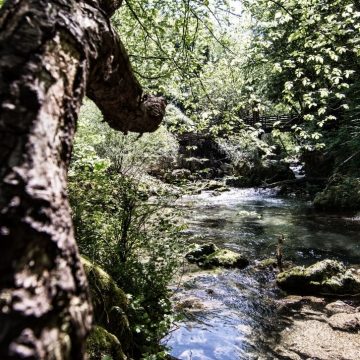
[0,0,166,359]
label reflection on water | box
[164,188,360,360]
[178,188,360,265]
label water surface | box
[164,188,360,360]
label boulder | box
[325,300,357,315]
[301,149,334,179]
[172,168,191,179]
[276,259,360,295]
[185,243,249,269]
[86,326,127,360]
[328,313,360,332]
[202,249,249,269]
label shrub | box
[69,100,185,357]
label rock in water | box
[185,243,218,263]
[185,243,249,269]
[202,249,249,269]
[276,259,360,295]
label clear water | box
[164,188,360,360]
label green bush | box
[69,100,185,357]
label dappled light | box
[0,0,359,359]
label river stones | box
[276,259,360,295]
[185,243,249,269]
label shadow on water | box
[163,188,360,360]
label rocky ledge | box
[275,297,360,360]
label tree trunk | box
[0,0,165,358]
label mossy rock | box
[185,243,249,269]
[202,249,249,269]
[86,326,126,360]
[185,243,218,263]
[81,257,132,351]
[277,259,360,295]
[313,176,360,211]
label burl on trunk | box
[0,0,166,358]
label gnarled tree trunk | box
[0,0,165,358]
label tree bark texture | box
[0,0,166,359]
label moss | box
[277,260,360,295]
[256,258,278,269]
[314,176,360,211]
[185,243,218,263]
[305,260,345,282]
[86,326,126,360]
[81,257,132,351]
[185,244,249,269]
[201,249,249,269]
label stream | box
[163,188,360,360]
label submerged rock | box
[276,259,360,295]
[256,257,290,271]
[185,243,249,269]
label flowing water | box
[163,188,360,360]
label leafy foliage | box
[69,100,185,357]
[243,0,360,148]
[114,0,232,95]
